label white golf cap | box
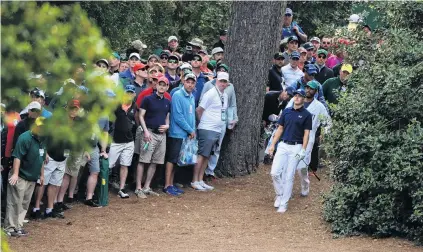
[168,36,178,42]
[211,47,224,55]
[310,37,320,43]
[216,72,229,82]
[348,14,361,23]
[27,101,42,110]
[128,53,141,60]
[180,63,192,71]
[184,73,197,81]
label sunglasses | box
[322,42,331,45]
[291,58,299,61]
[193,58,202,62]
[138,68,146,71]
[306,48,314,51]
[318,55,327,59]
[30,108,41,113]
[285,14,292,17]
[160,56,168,60]
[168,59,178,64]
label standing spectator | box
[12,102,41,149]
[282,36,299,66]
[297,47,307,71]
[322,64,353,104]
[147,54,160,68]
[20,89,52,119]
[166,36,182,56]
[84,117,109,207]
[315,49,334,84]
[267,89,312,213]
[191,54,208,106]
[326,43,346,69]
[109,52,121,74]
[281,8,307,42]
[135,77,170,198]
[165,55,180,92]
[192,72,230,191]
[132,62,149,97]
[199,68,238,179]
[281,51,304,87]
[321,37,332,51]
[159,50,170,69]
[164,73,197,196]
[310,37,321,54]
[187,38,204,55]
[292,64,327,108]
[213,29,227,50]
[169,64,193,96]
[267,52,285,92]
[4,117,46,236]
[119,61,129,73]
[108,85,138,198]
[211,47,224,62]
[119,53,141,87]
[303,42,316,64]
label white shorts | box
[108,142,135,168]
[43,159,66,186]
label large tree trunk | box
[217,1,285,177]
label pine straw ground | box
[8,165,421,252]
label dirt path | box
[8,165,421,252]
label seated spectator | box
[262,86,295,126]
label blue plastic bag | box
[178,137,198,166]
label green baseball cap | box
[317,49,328,57]
[306,80,319,90]
[217,63,230,72]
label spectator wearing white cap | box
[281,8,307,42]
[310,37,321,54]
[119,52,141,87]
[192,72,230,191]
[20,89,52,120]
[166,36,182,57]
[211,47,224,62]
[13,102,42,150]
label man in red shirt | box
[135,73,171,108]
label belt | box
[148,128,163,134]
[282,140,302,145]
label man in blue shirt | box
[281,8,307,43]
[267,89,312,214]
[164,73,196,196]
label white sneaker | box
[277,205,287,214]
[199,181,214,191]
[274,196,282,208]
[142,188,160,196]
[191,181,206,191]
[134,189,147,199]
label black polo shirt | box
[278,106,312,144]
[262,91,288,123]
[113,102,137,143]
[141,93,171,130]
[316,65,334,84]
[267,65,283,91]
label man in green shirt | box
[322,64,353,104]
[4,117,46,237]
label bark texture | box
[217,1,285,177]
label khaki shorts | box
[66,152,87,177]
[139,131,166,164]
[108,141,135,168]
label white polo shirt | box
[282,64,304,87]
[198,87,228,133]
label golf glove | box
[295,148,306,161]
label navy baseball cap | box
[125,84,136,93]
[290,51,300,59]
[303,42,314,51]
[305,64,318,75]
[285,86,295,96]
[293,89,306,97]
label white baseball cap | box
[28,101,42,110]
[129,53,141,60]
[180,63,192,71]
[348,14,361,23]
[184,73,197,81]
[168,36,178,42]
[217,72,229,82]
[211,47,224,55]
